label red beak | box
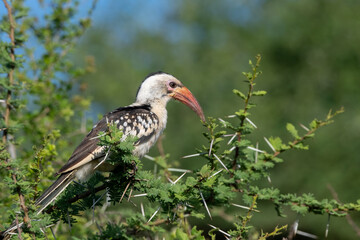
[170,87,205,122]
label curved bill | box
[170,87,205,122]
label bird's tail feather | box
[1,171,76,239]
[35,171,76,214]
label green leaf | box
[252,90,267,96]
[174,228,188,240]
[286,123,299,139]
[233,89,246,100]
[199,164,211,178]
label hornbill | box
[2,71,204,238]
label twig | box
[15,214,23,240]
[327,184,360,237]
[45,184,107,214]
[156,135,166,157]
[50,227,57,240]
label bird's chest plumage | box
[117,106,167,158]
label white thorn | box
[208,224,231,237]
[227,134,237,145]
[223,134,236,137]
[293,219,299,236]
[325,214,330,238]
[199,190,212,219]
[245,117,257,128]
[296,230,318,239]
[209,138,214,156]
[94,148,110,170]
[167,177,174,184]
[209,169,224,179]
[106,117,109,124]
[91,189,108,208]
[267,176,272,183]
[182,153,205,159]
[228,146,236,153]
[173,172,187,184]
[153,163,157,175]
[44,224,55,228]
[167,168,192,173]
[299,123,310,131]
[231,203,260,212]
[90,132,107,140]
[186,203,194,208]
[213,153,229,172]
[255,142,259,163]
[140,202,145,218]
[132,193,148,198]
[147,206,161,223]
[264,137,276,153]
[247,146,265,153]
[218,118,226,125]
[144,155,155,161]
[227,115,236,118]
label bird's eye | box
[169,82,177,88]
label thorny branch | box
[2,0,15,144]
[2,0,32,233]
[45,184,108,214]
[327,184,360,237]
[232,55,261,171]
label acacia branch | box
[45,184,107,214]
[2,0,32,232]
[233,55,261,170]
[2,0,15,144]
[327,184,360,237]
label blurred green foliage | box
[1,0,360,239]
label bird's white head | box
[135,72,205,121]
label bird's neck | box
[133,98,169,129]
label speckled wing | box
[57,104,159,175]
